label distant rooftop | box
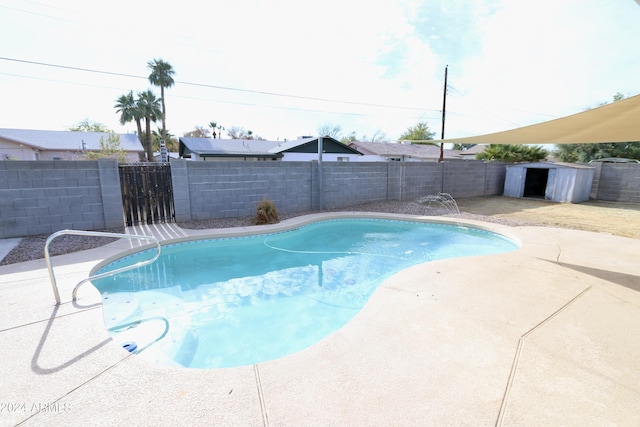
[348,140,461,160]
[0,128,143,152]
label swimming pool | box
[92,217,518,369]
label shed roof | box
[507,161,594,170]
[0,128,143,152]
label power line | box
[1,56,144,80]
[0,71,429,119]
[0,3,80,25]
[0,56,434,113]
[447,85,561,124]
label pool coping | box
[1,212,639,426]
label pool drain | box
[122,341,138,353]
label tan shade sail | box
[442,93,640,145]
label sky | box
[1,0,639,143]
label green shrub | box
[254,197,279,225]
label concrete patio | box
[1,213,639,426]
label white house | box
[178,136,363,161]
[0,128,144,162]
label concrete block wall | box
[401,163,443,200]
[589,162,602,200]
[386,162,402,201]
[484,162,509,196]
[592,163,640,202]
[7,159,636,239]
[179,160,507,220]
[170,160,192,222]
[321,162,388,209]
[97,160,126,229]
[183,161,313,220]
[0,160,121,238]
[443,161,497,198]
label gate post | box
[170,160,192,222]
[97,159,124,228]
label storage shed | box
[503,162,595,203]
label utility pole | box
[439,65,448,162]
[318,136,323,211]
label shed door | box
[523,168,549,198]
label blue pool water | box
[93,218,518,369]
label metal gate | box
[119,163,175,226]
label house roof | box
[455,144,487,156]
[179,138,282,158]
[268,137,362,155]
[179,136,362,157]
[0,128,144,152]
[348,141,461,160]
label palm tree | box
[476,144,547,162]
[147,59,175,150]
[114,90,143,143]
[152,127,177,152]
[136,90,162,161]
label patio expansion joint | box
[8,303,130,424]
[0,305,101,333]
[494,285,592,426]
[253,364,269,427]
[17,352,135,426]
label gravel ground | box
[0,228,125,266]
[177,200,531,230]
[0,200,531,266]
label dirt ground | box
[455,196,640,239]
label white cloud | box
[450,0,640,136]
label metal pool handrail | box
[44,229,161,305]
